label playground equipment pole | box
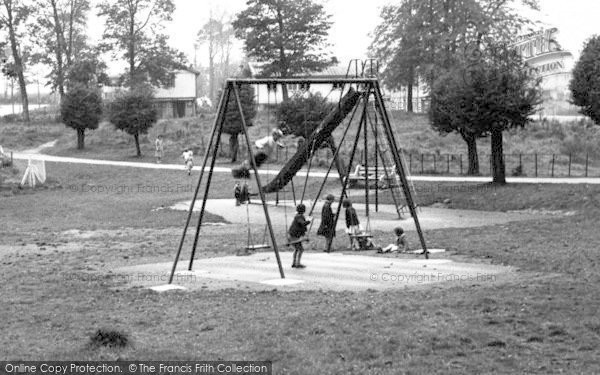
[233,83,285,279]
[169,88,229,283]
[373,81,429,259]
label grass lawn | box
[1,162,600,373]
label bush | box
[276,92,334,138]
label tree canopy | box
[570,35,600,125]
[97,0,187,88]
[233,0,336,100]
[108,88,158,156]
[430,44,541,183]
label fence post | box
[409,154,412,173]
[460,154,463,175]
[535,153,538,177]
[433,154,437,173]
[568,153,572,177]
[519,153,522,174]
[585,153,589,177]
[447,154,450,174]
[421,154,424,174]
[551,154,555,177]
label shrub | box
[60,86,103,150]
[276,92,334,138]
[108,88,157,156]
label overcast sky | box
[150,0,600,69]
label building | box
[103,69,199,119]
[513,28,581,120]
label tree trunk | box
[5,2,29,123]
[407,82,413,113]
[491,127,505,184]
[50,0,65,99]
[229,133,239,163]
[77,128,85,149]
[407,65,414,113]
[460,131,479,175]
[134,133,141,156]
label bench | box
[347,165,398,188]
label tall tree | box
[0,0,30,122]
[196,16,235,106]
[430,44,540,183]
[233,0,336,101]
[371,0,539,174]
[569,35,600,126]
[371,0,539,91]
[97,0,187,88]
[30,0,90,99]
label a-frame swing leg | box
[187,95,229,271]
[307,93,363,215]
[168,87,230,284]
[373,81,429,259]
[327,92,369,252]
[232,83,286,279]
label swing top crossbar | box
[227,78,380,85]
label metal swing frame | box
[168,77,429,284]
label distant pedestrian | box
[288,203,311,268]
[317,194,336,252]
[154,135,164,163]
[182,148,194,175]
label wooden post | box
[433,154,437,173]
[551,154,555,177]
[409,153,412,173]
[447,154,450,174]
[568,153,572,177]
[460,154,463,175]
[421,154,424,174]
[519,153,522,174]
[535,153,538,177]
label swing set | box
[168,76,429,283]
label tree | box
[276,92,334,138]
[233,0,336,101]
[570,35,600,125]
[0,0,30,122]
[60,86,102,150]
[196,16,235,106]
[430,44,540,183]
[60,58,105,150]
[108,88,157,156]
[97,0,187,88]
[30,0,90,99]
[220,68,256,163]
[370,0,540,93]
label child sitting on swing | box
[380,226,409,254]
[343,200,376,251]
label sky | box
[158,0,600,70]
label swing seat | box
[286,237,310,246]
[244,244,271,250]
[349,233,373,239]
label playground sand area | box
[112,198,548,292]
